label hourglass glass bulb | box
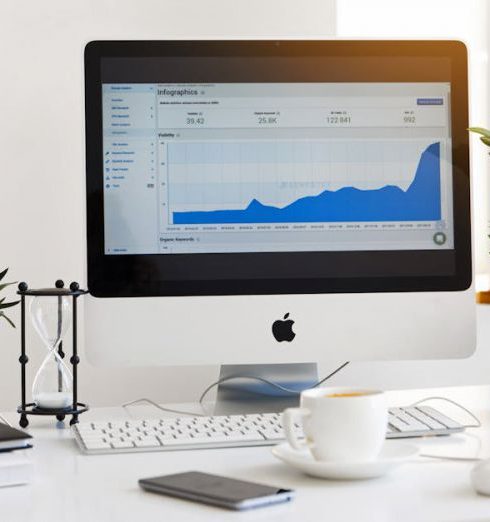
[30,295,71,350]
[30,294,73,410]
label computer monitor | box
[84,41,474,401]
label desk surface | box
[2,387,490,522]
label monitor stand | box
[213,363,318,415]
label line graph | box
[169,140,441,224]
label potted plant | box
[0,268,19,327]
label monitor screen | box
[85,41,471,296]
[102,81,453,256]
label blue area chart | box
[173,142,441,224]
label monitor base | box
[213,363,318,415]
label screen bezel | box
[85,40,471,297]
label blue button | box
[417,98,443,105]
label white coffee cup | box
[282,387,388,462]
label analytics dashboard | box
[102,82,453,255]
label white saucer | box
[272,441,418,480]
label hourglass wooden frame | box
[16,280,89,428]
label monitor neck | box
[213,363,318,415]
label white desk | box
[2,387,490,522]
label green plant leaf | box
[0,300,20,310]
[0,312,15,328]
[0,268,19,327]
[481,136,490,147]
[468,127,490,138]
[0,282,15,293]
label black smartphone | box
[139,471,294,511]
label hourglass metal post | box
[16,280,89,428]
[71,291,80,423]
[19,290,27,416]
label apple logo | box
[272,313,296,342]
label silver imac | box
[84,41,474,410]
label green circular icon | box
[433,232,447,245]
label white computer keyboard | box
[73,405,465,455]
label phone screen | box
[139,471,294,510]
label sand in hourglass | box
[34,392,72,409]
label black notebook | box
[0,423,32,451]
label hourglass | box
[30,292,73,410]
[16,280,89,427]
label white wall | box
[0,0,336,411]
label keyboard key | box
[416,406,463,429]
[111,440,135,449]
[226,432,264,442]
[389,408,433,432]
[134,439,160,448]
[260,428,284,441]
[135,436,161,447]
[156,434,179,443]
[403,408,447,430]
[187,433,212,441]
[389,416,430,433]
[162,437,202,446]
[193,435,233,444]
[84,439,112,450]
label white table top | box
[2,387,490,522]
